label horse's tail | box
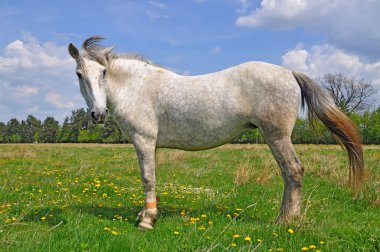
[292,71,364,195]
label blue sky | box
[1,0,379,123]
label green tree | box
[4,118,22,143]
[25,115,41,143]
[68,108,91,142]
[101,116,123,143]
[0,122,5,143]
[40,117,60,143]
[59,116,71,143]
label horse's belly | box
[156,119,253,150]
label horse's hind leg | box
[262,131,304,223]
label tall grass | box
[0,144,379,251]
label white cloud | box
[45,92,76,110]
[0,34,84,122]
[149,1,166,9]
[282,44,380,105]
[146,10,170,21]
[211,46,222,54]
[236,0,380,59]
[12,86,38,98]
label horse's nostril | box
[105,108,109,115]
[91,111,97,121]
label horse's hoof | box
[137,219,154,230]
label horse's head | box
[68,37,114,124]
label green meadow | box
[0,144,379,251]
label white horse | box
[68,36,363,230]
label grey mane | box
[82,36,159,68]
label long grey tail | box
[292,71,364,195]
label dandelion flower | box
[231,243,237,247]
[104,227,110,231]
[257,239,262,243]
[233,234,240,238]
[287,228,294,234]
[301,247,309,251]
[319,241,325,245]
[198,226,206,230]
[201,214,207,218]
[173,231,179,235]
[309,245,316,249]
[40,216,46,221]
[244,236,251,241]
[111,231,119,235]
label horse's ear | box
[102,46,116,57]
[68,43,80,60]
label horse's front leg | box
[133,135,158,230]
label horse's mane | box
[82,36,159,68]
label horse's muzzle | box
[91,109,108,124]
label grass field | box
[0,144,379,251]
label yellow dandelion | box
[277,248,284,251]
[227,214,231,218]
[257,239,262,243]
[288,228,294,234]
[309,245,316,249]
[173,231,179,235]
[111,231,119,235]
[201,214,207,218]
[198,226,206,230]
[319,241,325,245]
[233,234,241,238]
[301,247,309,251]
[244,236,251,241]
[104,227,110,231]
[208,221,213,225]
[231,243,237,247]
[40,216,46,221]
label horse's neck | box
[106,58,159,111]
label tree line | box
[1,107,379,144]
[0,73,378,144]
[0,108,126,144]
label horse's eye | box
[76,72,82,79]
